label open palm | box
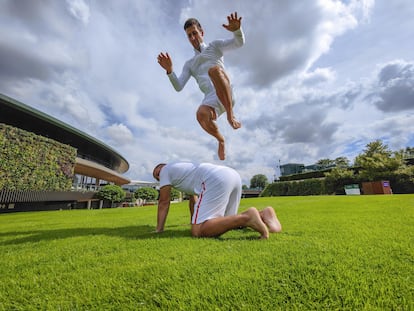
[222,12,242,32]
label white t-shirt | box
[159,162,231,195]
[159,162,242,224]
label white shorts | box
[202,85,236,118]
[192,167,242,225]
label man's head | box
[153,163,166,181]
[184,18,204,51]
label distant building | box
[280,163,305,176]
[0,93,130,211]
[279,162,336,177]
[122,181,158,193]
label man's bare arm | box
[188,195,198,221]
[156,185,172,232]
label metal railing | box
[0,190,96,203]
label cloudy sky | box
[1,0,413,185]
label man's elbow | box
[173,85,184,92]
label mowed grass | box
[0,195,413,310]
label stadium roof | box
[0,93,130,185]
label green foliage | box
[250,174,268,189]
[334,156,350,168]
[382,166,414,194]
[280,169,327,181]
[267,140,413,196]
[324,167,358,194]
[0,123,76,191]
[316,158,335,168]
[354,140,404,181]
[96,184,126,203]
[123,192,135,203]
[0,195,412,310]
[262,178,325,196]
[135,187,158,201]
[170,187,181,201]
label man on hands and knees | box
[153,162,282,239]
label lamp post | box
[275,159,281,181]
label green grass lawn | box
[0,195,413,310]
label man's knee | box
[191,224,202,238]
[197,105,216,122]
[196,106,207,121]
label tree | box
[250,174,268,189]
[399,147,414,159]
[135,187,159,202]
[170,188,181,201]
[96,184,126,207]
[334,157,350,168]
[354,140,403,181]
[316,158,335,169]
[324,167,356,194]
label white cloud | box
[66,0,90,25]
[0,0,413,184]
[373,60,414,112]
[106,123,134,146]
[301,67,337,86]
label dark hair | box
[184,18,203,31]
[153,163,166,180]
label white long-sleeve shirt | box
[167,28,245,113]
[159,162,231,195]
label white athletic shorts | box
[202,85,236,118]
[192,166,242,225]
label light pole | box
[275,159,281,181]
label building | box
[0,93,130,211]
[280,163,305,176]
[122,180,158,193]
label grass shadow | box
[0,225,285,244]
[0,225,192,245]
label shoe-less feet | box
[244,207,269,239]
[228,117,241,130]
[260,206,282,233]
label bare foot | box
[218,140,225,160]
[260,206,282,233]
[228,117,242,130]
[244,207,269,239]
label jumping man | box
[157,12,244,160]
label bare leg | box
[191,207,269,239]
[197,105,226,160]
[208,65,241,130]
[260,206,282,233]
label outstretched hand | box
[222,12,242,32]
[157,52,173,74]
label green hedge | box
[261,178,326,196]
[0,123,76,191]
[262,173,414,196]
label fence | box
[0,190,96,203]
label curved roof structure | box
[0,93,130,185]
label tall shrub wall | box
[0,123,76,191]
[262,174,413,196]
[261,178,326,196]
